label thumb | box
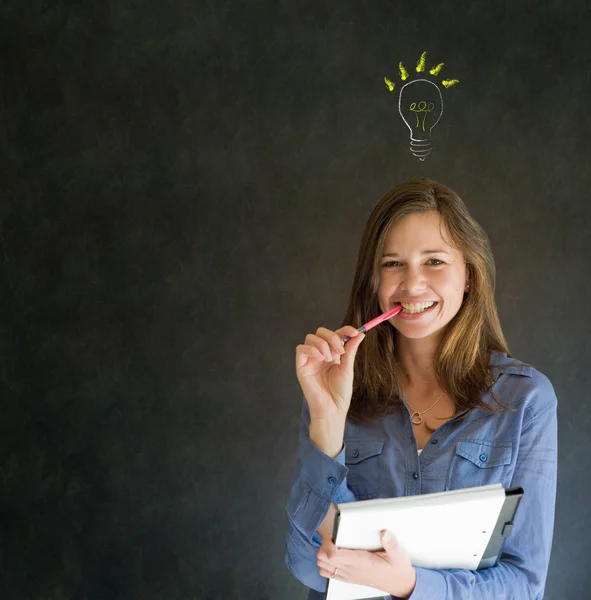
[381,530,396,552]
[340,332,365,372]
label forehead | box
[383,211,458,252]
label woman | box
[284,178,557,599]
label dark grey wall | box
[1,1,589,599]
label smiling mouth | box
[399,301,438,315]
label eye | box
[381,259,445,268]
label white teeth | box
[400,301,435,314]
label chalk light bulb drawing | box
[384,52,459,161]
[399,79,442,161]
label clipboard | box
[325,484,523,600]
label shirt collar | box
[489,349,533,378]
[451,350,533,419]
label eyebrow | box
[382,250,451,257]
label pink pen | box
[342,304,403,343]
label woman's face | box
[377,210,469,341]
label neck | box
[396,332,441,389]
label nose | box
[400,266,427,294]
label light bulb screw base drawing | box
[409,137,432,161]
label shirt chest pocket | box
[344,439,384,500]
[446,440,513,491]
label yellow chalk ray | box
[383,54,459,93]
[429,63,444,76]
[416,51,427,72]
[399,62,409,81]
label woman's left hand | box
[317,530,417,598]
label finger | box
[381,530,404,556]
[295,344,326,368]
[381,529,396,548]
[318,566,347,581]
[315,327,347,359]
[320,546,372,570]
[318,566,335,579]
[329,547,367,568]
[335,325,363,341]
[305,333,337,362]
[317,555,334,570]
[319,537,338,560]
[339,332,365,372]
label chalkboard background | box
[1,1,590,599]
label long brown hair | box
[343,178,511,422]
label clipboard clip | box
[501,521,514,538]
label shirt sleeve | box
[284,398,357,592]
[406,372,558,600]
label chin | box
[398,330,438,340]
[396,323,447,341]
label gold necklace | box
[405,390,445,425]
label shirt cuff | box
[300,434,349,502]
[407,567,447,599]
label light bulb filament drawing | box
[409,101,435,131]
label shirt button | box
[412,472,418,480]
[479,453,488,462]
[431,439,438,444]
[328,476,337,485]
[352,449,360,458]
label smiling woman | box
[377,211,468,333]
[285,178,557,600]
[341,179,507,424]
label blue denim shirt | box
[285,351,558,600]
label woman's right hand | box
[295,326,366,421]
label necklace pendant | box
[411,412,424,425]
